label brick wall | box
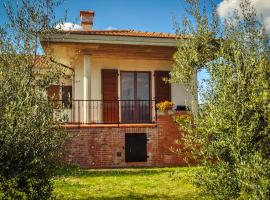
[64,112,188,168]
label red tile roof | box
[64,30,187,39]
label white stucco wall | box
[47,44,194,123]
[72,56,192,107]
[171,84,191,108]
[47,44,192,107]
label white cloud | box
[106,26,118,30]
[217,0,270,30]
[55,22,82,31]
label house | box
[41,11,196,168]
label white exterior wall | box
[171,84,191,108]
[71,56,193,123]
[73,56,192,107]
[80,57,190,105]
[74,56,84,100]
[49,45,193,123]
[47,44,192,107]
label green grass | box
[53,167,201,200]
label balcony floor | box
[63,123,156,129]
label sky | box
[1,0,269,33]
[53,0,221,32]
[0,0,223,32]
[53,0,270,31]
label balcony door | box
[121,71,151,123]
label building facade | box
[41,11,195,168]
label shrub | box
[172,0,270,199]
[0,0,67,199]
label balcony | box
[53,100,157,126]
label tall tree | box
[172,0,270,199]
[0,0,68,199]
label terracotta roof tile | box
[63,29,189,39]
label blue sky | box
[54,0,222,33]
[55,0,189,33]
[0,0,222,33]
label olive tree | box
[172,0,270,199]
[0,0,68,199]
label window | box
[47,85,60,102]
[47,85,72,108]
[61,86,72,108]
[121,72,151,123]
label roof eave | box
[40,33,178,47]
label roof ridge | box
[82,29,132,32]
[62,29,182,39]
[64,29,175,34]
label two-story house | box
[41,11,195,168]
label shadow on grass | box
[56,192,198,200]
[54,166,187,178]
[54,167,201,200]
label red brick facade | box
[64,112,187,168]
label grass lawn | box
[53,167,201,200]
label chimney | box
[80,11,95,30]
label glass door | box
[136,73,150,122]
[121,72,151,123]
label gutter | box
[41,34,178,47]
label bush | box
[172,0,270,199]
[0,0,67,199]
[0,71,67,199]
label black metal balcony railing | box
[53,100,157,125]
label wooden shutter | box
[47,85,60,102]
[102,69,118,123]
[155,71,171,103]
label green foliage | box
[0,0,68,199]
[171,0,219,113]
[172,0,270,199]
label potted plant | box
[156,101,175,115]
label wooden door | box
[125,133,147,162]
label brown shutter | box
[155,71,171,103]
[102,69,118,100]
[47,85,60,102]
[102,69,118,123]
